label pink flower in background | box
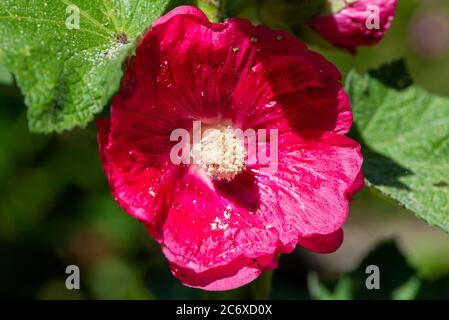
[97,6,363,290]
[308,0,398,54]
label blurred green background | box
[1,0,449,299]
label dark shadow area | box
[369,59,413,90]
[214,170,261,212]
[418,274,449,299]
[350,241,414,299]
[0,239,64,299]
[349,125,412,190]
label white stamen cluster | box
[199,126,246,181]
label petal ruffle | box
[97,117,182,226]
[252,131,363,251]
[166,254,277,291]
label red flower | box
[98,6,363,290]
[308,0,398,54]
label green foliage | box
[0,0,168,133]
[88,258,152,299]
[0,64,12,85]
[346,60,449,233]
[391,276,421,300]
[0,89,181,299]
[308,273,353,300]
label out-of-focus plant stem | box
[250,270,273,300]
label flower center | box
[195,125,246,181]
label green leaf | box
[346,60,449,233]
[308,272,352,300]
[0,0,169,133]
[417,274,449,299]
[391,276,421,300]
[0,64,12,85]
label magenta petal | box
[129,5,351,135]
[254,131,363,251]
[346,169,365,201]
[151,5,210,28]
[160,170,279,272]
[97,116,180,224]
[166,254,278,291]
[155,170,280,289]
[298,228,344,254]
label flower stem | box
[250,270,274,300]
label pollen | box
[198,125,246,181]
